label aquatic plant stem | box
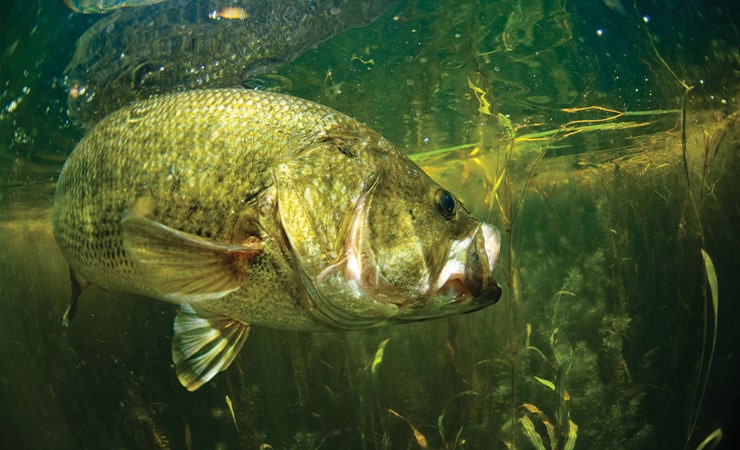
[681,91,692,193]
[635,3,715,445]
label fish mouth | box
[433,222,502,307]
[463,222,502,303]
[439,276,502,307]
[435,277,501,317]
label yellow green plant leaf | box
[467,77,492,116]
[518,415,546,450]
[225,394,238,432]
[500,417,515,449]
[491,169,506,199]
[521,403,555,446]
[700,249,718,331]
[695,427,722,450]
[533,376,555,391]
[690,250,720,443]
[387,408,428,448]
[564,419,578,450]
[371,337,390,382]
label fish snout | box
[464,223,502,303]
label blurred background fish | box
[63,0,396,127]
[64,0,169,14]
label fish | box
[63,0,169,14]
[602,0,628,17]
[63,0,396,128]
[52,88,502,391]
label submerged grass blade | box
[518,415,547,450]
[695,428,722,450]
[387,408,428,448]
[533,376,555,391]
[437,390,478,442]
[564,419,578,450]
[688,250,720,446]
[700,249,719,332]
[522,403,555,447]
[371,337,390,384]
[225,394,239,432]
[185,422,192,450]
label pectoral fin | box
[121,209,263,303]
[172,303,250,391]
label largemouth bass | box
[52,89,502,391]
[64,0,396,127]
[64,0,168,14]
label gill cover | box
[272,135,397,327]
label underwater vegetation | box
[1,0,738,448]
[399,4,738,444]
[409,105,735,449]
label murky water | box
[1,0,739,449]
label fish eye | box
[435,189,457,220]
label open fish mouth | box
[432,222,502,304]
[464,222,503,302]
[437,276,502,307]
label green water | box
[1,0,739,449]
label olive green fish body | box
[54,89,365,330]
[53,89,502,390]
